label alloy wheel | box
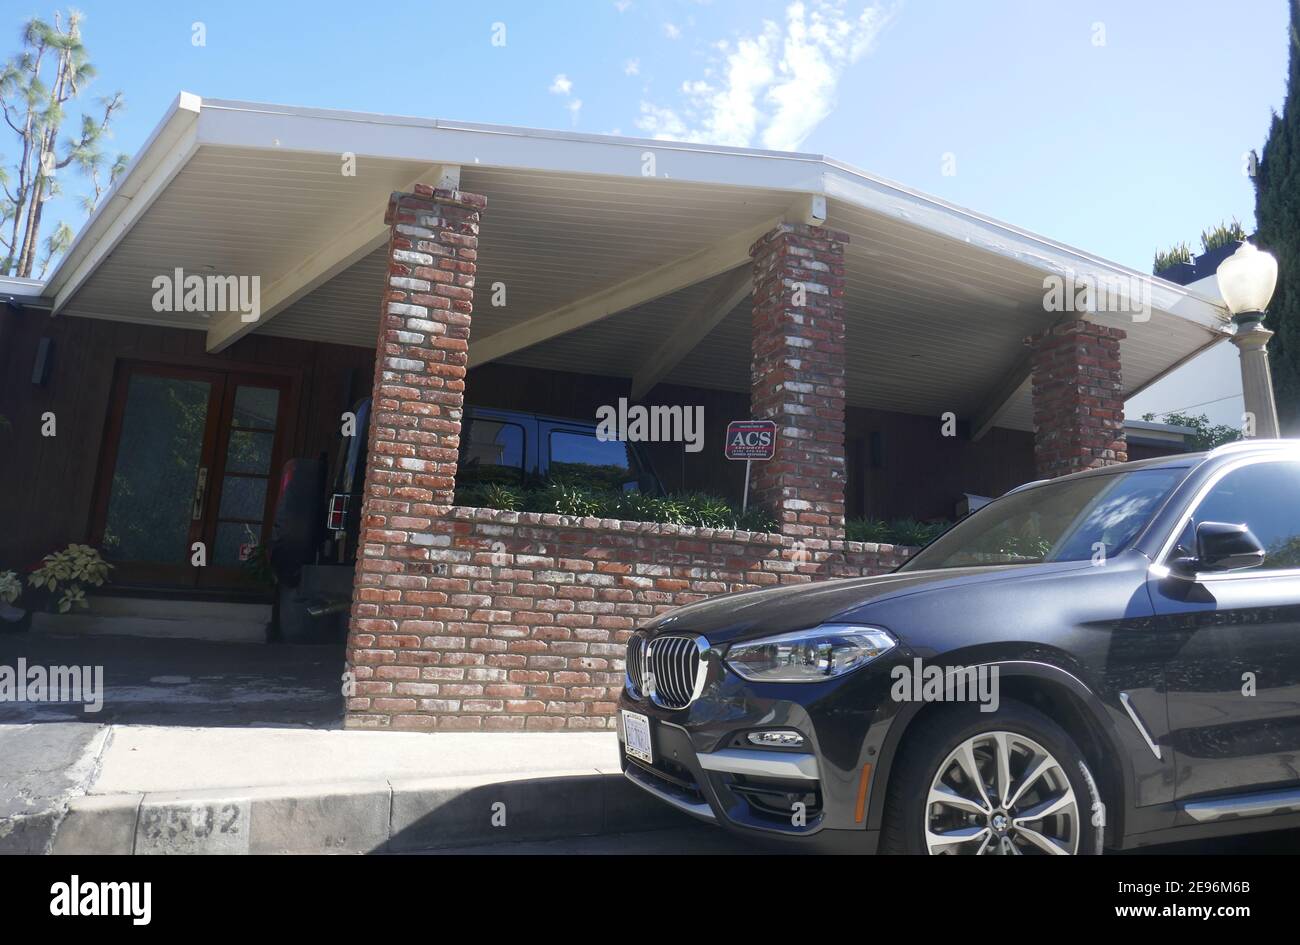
[924,731,1079,855]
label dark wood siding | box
[0,313,1047,571]
[0,310,373,568]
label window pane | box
[549,430,635,491]
[102,374,210,564]
[218,475,268,521]
[1193,462,1300,571]
[458,419,525,485]
[226,429,274,475]
[903,468,1185,570]
[232,386,279,429]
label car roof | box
[1006,439,1300,496]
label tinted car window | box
[903,468,1185,570]
[1178,461,1300,571]
[549,430,642,491]
[458,419,526,485]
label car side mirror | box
[1179,521,1266,574]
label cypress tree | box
[1255,0,1300,434]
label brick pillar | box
[749,222,849,541]
[1025,319,1127,479]
[345,184,485,730]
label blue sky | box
[3,0,1290,277]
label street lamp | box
[1216,241,1278,327]
[1218,241,1282,438]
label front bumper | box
[616,654,908,853]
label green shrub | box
[846,518,893,542]
[455,479,778,532]
[732,505,779,533]
[25,544,113,613]
[846,517,949,547]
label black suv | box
[618,440,1300,854]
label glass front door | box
[93,363,292,589]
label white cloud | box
[663,22,682,39]
[614,0,632,11]
[636,1,891,151]
[625,58,640,76]
[549,74,583,126]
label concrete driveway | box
[0,630,344,851]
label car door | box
[1149,457,1300,801]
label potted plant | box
[1,544,114,631]
[1153,242,1196,283]
[0,569,30,632]
[1194,219,1248,278]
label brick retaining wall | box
[346,506,913,731]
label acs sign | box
[724,420,777,462]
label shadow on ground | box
[0,631,344,728]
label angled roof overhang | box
[36,94,1232,434]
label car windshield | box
[900,467,1187,571]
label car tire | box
[880,699,1102,855]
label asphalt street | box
[425,823,1300,855]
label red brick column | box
[748,222,849,542]
[345,185,485,730]
[1025,319,1127,479]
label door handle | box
[192,466,209,521]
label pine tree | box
[1255,0,1300,434]
[0,10,125,277]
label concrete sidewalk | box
[6,727,688,854]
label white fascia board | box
[822,163,1230,336]
[196,98,829,193]
[0,275,49,304]
[46,92,202,310]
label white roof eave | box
[42,93,1230,337]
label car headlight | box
[724,624,897,683]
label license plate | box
[622,710,653,763]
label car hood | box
[641,564,1041,645]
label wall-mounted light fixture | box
[32,336,54,386]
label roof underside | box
[47,97,1230,434]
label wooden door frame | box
[88,358,299,590]
[196,371,297,589]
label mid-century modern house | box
[0,94,1235,730]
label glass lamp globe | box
[1216,242,1278,325]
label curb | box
[38,768,687,854]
